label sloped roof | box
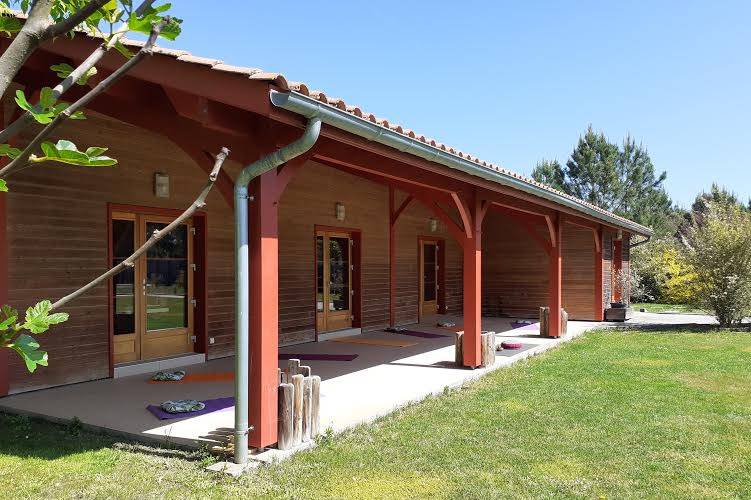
[55,32,655,235]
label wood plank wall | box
[393,197,463,325]
[561,224,597,319]
[5,112,237,392]
[278,161,391,345]
[481,210,549,318]
[3,109,623,394]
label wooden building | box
[0,34,649,450]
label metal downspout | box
[234,117,321,465]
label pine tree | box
[531,125,673,234]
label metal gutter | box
[233,117,321,464]
[269,90,652,237]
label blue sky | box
[162,1,751,208]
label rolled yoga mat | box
[146,396,234,420]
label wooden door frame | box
[417,236,446,320]
[313,225,362,340]
[107,203,208,376]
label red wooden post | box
[248,170,280,448]
[0,188,8,396]
[594,227,604,321]
[461,195,487,367]
[389,186,396,327]
[548,214,563,338]
[612,238,623,303]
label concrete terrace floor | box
[0,312,709,450]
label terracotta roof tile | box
[26,20,648,234]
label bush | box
[631,239,699,304]
[686,202,751,326]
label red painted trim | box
[594,226,604,321]
[545,215,557,248]
[0,189,9,396]
[389,187,396,327]
[391,195,414,225]
[249,172,279,449]
[548,214,563,338]
[107,204,114,377]
[612,238,623,302]
[450,192,473,239]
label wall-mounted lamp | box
[335,202,346,221]
[154,172,170,199]
[429,218,438,233]
[616,229,623,240]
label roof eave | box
[270,90,653,237]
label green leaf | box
[113,40,134,59]
[39,87,56,108]
[15,90,54,124]
[9,334,48,373]
[0,143,21,159]
[1,305,18,323]
[127,3,181,41]
[33,140,117,168]
[14,89,32,112]
[0,14,22,36]
[85,146,108,157]
[50,63,97,85]
[22,300,68,335]
[0,179,6,192]
[0,312,16,331]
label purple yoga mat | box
[392,330,447,339]
[278,353,359,361]
[146,396,234,420]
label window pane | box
[328,285,349,311]
[329,237,349,288]
[147,223,187,258]
[146,222,188,331]
[112,220,135,335]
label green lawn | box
[2,328,750,498]
[632,302,708,314]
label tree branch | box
[50,146,230,311]
[0,0,54,99]
[44,0,110,38]
[0,17,168,179]
[0,0,156,144]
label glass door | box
[140,216,193,360]
[316,231,353,333]
[112,212,194,364]
[420,241,439,319]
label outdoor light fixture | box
[154,172,170,199]
[616,229,623,240]
[335,202,346,221]
[429,218,438,232]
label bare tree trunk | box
[50,147,230,311]
[0,0,54,99]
